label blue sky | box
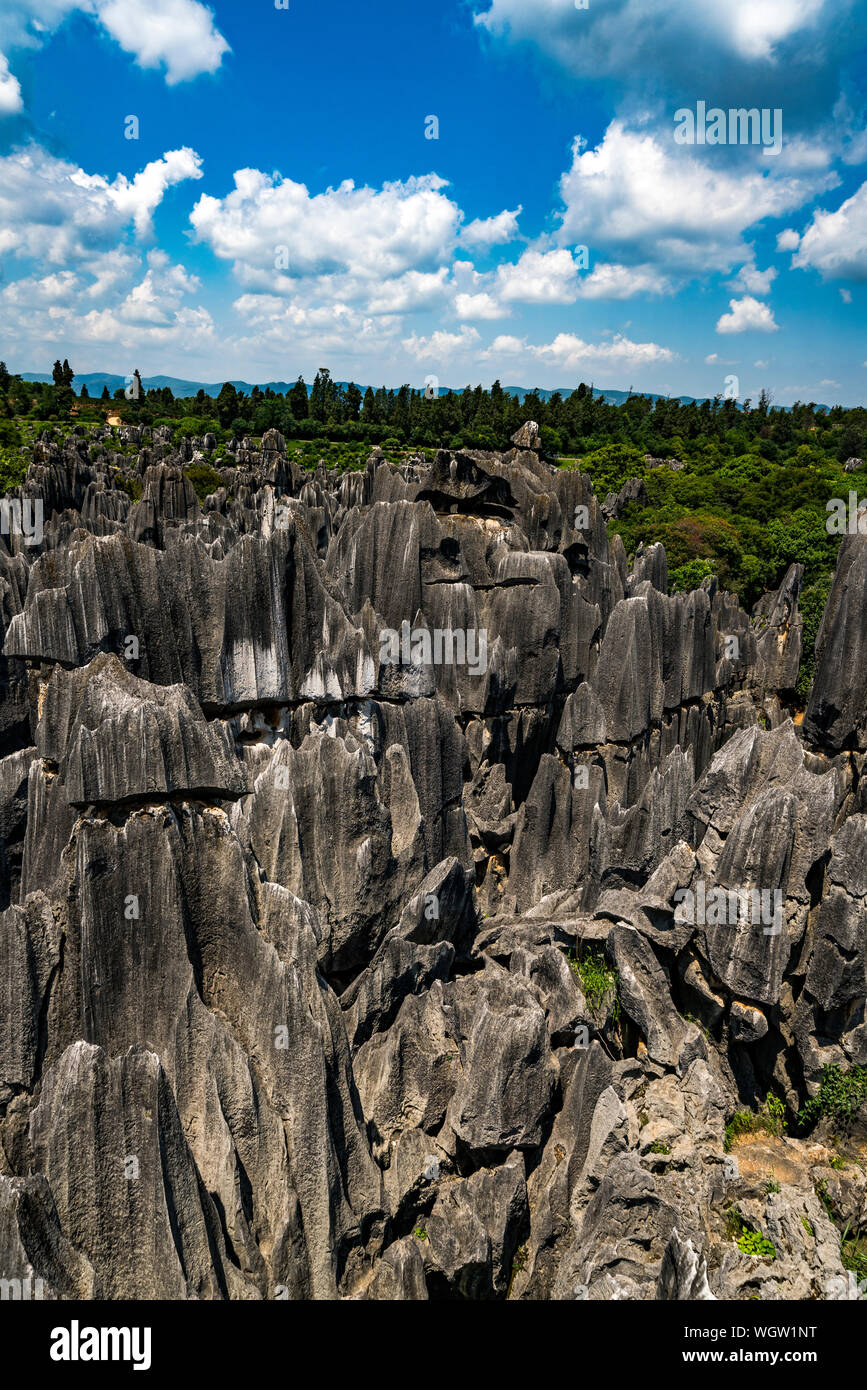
[1,0,866,402]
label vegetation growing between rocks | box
[726,1209,777,1260]
[186,463,224,503]
[841,1224,867,1281]
[569,946,620,1021]
[798,1065,867,1134]
[112,472,143,502]
[724,1093,787,1151]
[736,1229,777,1260]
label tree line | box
[1,361,864,464]
[1,358,864,699]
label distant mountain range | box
[18,371,722,408]
[19,371,827,412]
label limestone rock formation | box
[0,424,864,1302]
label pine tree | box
[216,381,239,428]
[310,368,338,423]
[360,387,376,423]
[289,377,308,419]
[344,382,362,421]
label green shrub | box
[0,446,28,492]
[186,462,223,503]
[726,1208,776,1258]
[569,946,620,1022]
[798,1066,867,1133]
[175,417,220,442]
[737,1230,777,1259]
[670,557,715,593]
[796,574,834,703]
[113,473,143,502]
[0,420,22,448]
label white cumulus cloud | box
[473,0,839,124]
[0,0,228,107]
[459,206,522,248]
[475,0,829,68]
[576,261,671,299]
[94,0,229,84]
[402,326,482,362]
[730,262,778,295]
[0,145,203,262]
[494,247,585,303]
[789,181,867,280]
[557,121,837,276]
[454,291,507,319]
[530,330,675,369]
[716,296,779,333]
[0,246,211,359]
[0,50,23,114]
[191,171,462,283]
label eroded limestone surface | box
[1,424,864,1300]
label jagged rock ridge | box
[0,423,865,1300]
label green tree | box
[344,382,362,421]
[360,386,379,424]
[289,377,308,420]
[216,381,239,429]
[310,368,338,423]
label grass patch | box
[568,945,620,1022]
[724,1092,786,1151]
[815,1177,836,1221]
[841,1226,867,1282]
